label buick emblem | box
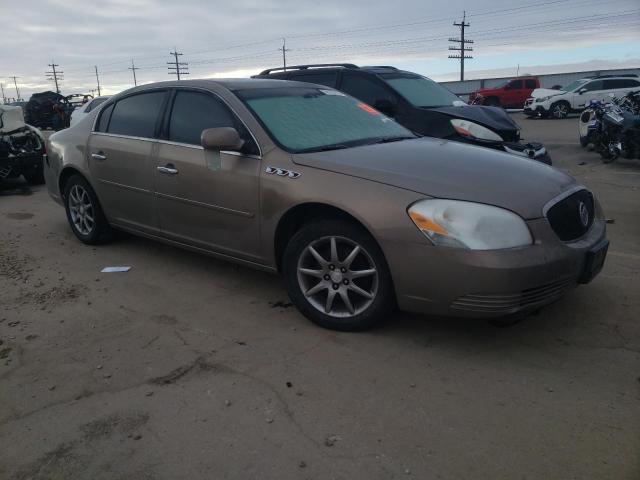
[578,201,589,228]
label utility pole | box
[168,48,189,81]
[448,11,473,81]
[10,76,21,101]
[279,38,290,71]
[46,62,63,93]
[94,65,102,96]
[1,83,6,104]
[128,59,140,86]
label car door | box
[574,80,603,109]
[88,90,168,234]
[505,80,523,108]
[603,79,640,100]
[154,88,263,261]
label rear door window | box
[289,72,338,88]
[107,91,167,138]
[525,79,536,89]
[603,79,640,90]
[509,80,523,89]
[582,80,603,92]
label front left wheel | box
[283,220,394,331]
[63,175,113,244]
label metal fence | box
[439,67,640,102]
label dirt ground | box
[1,114,638,480]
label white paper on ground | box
[101,266,131,273]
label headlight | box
[535,96,553,103]
[450,119,503,142]
[407,199,533,250]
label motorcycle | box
[597,90,640,162]
[580,91,640,162]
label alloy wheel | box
[68,184,95,235]
[297,236,378,318]
[552,103,568,119]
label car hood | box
[293,138,577,220]
[530,88,566,99]
[428,105,519,132]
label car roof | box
[256,64,418,77]
[116,78,316,97]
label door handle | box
[91,152,107,161]
[157,164,179,175]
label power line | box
[168,48,189,80]
[46,62,63,93]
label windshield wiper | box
[298,144,351,153]
[366,136,416,145]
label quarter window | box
[603,79,640,89]
[107,91,167,138]
[95,103,114,132]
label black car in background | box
[254,64,551,164]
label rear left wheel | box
[63,175,113,244]
[283,220,394,331]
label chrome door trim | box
[91,132,157,143]
[155,191,254,218]
[98,179,153,195]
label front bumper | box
[524,99,550,116]
[383,216,607,319]
[0,153,44,179]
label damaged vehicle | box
[254,64,551,164]
[0,104,46,184]
[25,91,74,130]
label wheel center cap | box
[330,271,343,283]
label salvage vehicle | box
[254,64,551,164]
[524,74,640,119]
[25,91,74,130]
[45,79,608,331]
[70,96,111,126]
[469,76,539,109]
[0,104,46,184]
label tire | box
[484,97,501,107]
[283,219,394,331]
[24,171,45,185]
[63,174,113,244]
[550,101,570,119]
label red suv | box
[470,77,540,109]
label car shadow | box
[0,177,35,197]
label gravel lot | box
[1,114,638,480]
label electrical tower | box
[168,48,189,80]
[128,59,140,86]
[279,38,290,72]
[448,11,474,81]
[46,62,63,93]
[94,66,102,96]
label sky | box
[1,0,639,100]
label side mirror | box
[578,88,587,95]
[373,99,397,117]
[201,127,244,151]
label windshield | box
[237,87,414,153]
[562,79,589,92]
[381,73,462,108]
